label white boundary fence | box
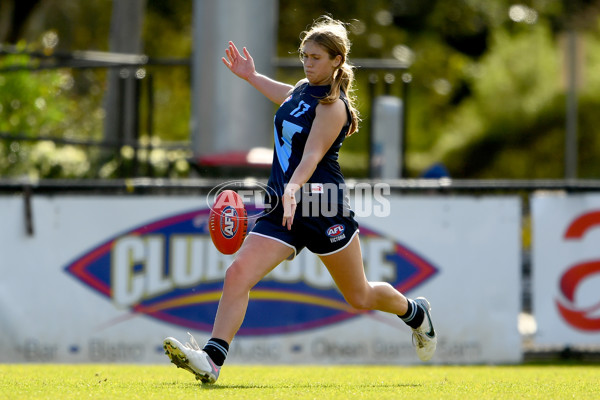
[1,180,599,363]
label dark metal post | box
[23,185,34,236]
[368,74,378,179]
[146,73,155,177]
[116,73,126,177]
[132,74,142,177]
[565,29,578,179]
[401,73,411,178]
[384,73,394,95]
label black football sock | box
[202,338,229,366]
[398,298,425,329]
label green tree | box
[0,51,102,178]
[3,0,600,179]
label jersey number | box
[290,100,310,117]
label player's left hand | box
[282,184,300,230]
[222,41,256,81]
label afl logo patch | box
[220,206,239,238]
[326,224,345,237]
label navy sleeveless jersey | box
[267,81,351,205]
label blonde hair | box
[300,16,360,136]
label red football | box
[209,190,248,254]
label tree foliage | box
[0,52,101,178]
[2,0,600,179]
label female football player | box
[163,16,436,384]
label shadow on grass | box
[200,383,423,390]
[154,381,422,390]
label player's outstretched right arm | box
[222,41,293,105]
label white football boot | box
[163,333,220,384]
[411,297,437,361]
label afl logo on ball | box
[326,224,345,237]
[220,206,239,238]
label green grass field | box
[1,364,598,399]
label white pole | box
[191,0,278,160]
[371,96,403,179]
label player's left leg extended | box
[318,235,437,361]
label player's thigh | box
[226,233,295,289]
[318,235,371,300]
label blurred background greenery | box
[1,0,600,179]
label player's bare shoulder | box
[315,97,347,122]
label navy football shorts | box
[250,202,359,258]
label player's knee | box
[223,260,253,290]
[344,291,374,310]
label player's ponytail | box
[323,62,358,136]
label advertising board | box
[532,193,600,345]
[0,194,522,364]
